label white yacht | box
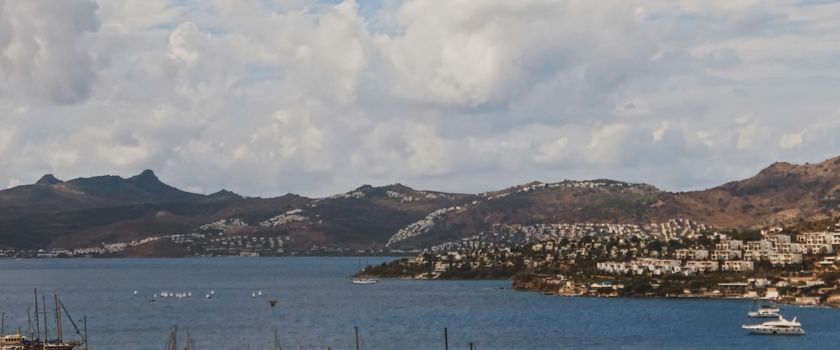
[742,316,805,335]
[352,277,378,285]
[748,305,781,318]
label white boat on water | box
[352,278,378,285]
[742,316,805,335]
[748,305,781,318]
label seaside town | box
[363,219,840,307]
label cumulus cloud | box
[0,0,100,104]
[1,0,840,196]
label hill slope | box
[1,156,839,253]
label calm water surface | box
[0,258,836,349]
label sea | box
[0,257,836,350]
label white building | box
[597,258,682,276]
[797,232,840,245]
[801,243,834,255]
[744,249,769,261]
[674,249,709,260]
[712,249,742,260]
[716,239,744,251]
[776,243,805,254]
[745,240,774,252]
[766,234,791,246]
[722,260,754,272]
[684,260,719,273]
[768,253,803,266]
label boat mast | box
[42,295,48,343]
[443,327,448,350]
[185,330,194,350]
[27,307,32,339]
[274,329,282,350]
[55,294,63,342]
[84,316,88,350]
[354,326,360,350]
[34,289,40,340]
[1,311,4,336]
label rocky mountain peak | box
[35,174,62,186]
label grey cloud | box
[0,0,100,104]
[1,0,839,197]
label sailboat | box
[352,259,378,285]
[2,290,86,350]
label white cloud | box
[1,0,840,196]
[652,121,669,143]
[780,130,806,149]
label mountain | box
[671,156,840,227]
[0,156,839,254]
[384,157,840,249]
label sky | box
[1,0,840,197]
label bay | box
[0,257,836,349]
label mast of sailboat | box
[443,327,448,350]
[58,298,84,343]
[354,326,360,350]
[83,315,88,350]
[274,329,282,350]
[27,307,32,339]
[42,295,48,344]
[55,294,63,342]
[1,311,4,336]
[34,288,40,340]
[185,330,195,350]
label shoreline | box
[361,273,840,309]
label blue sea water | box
[0,257,837,350]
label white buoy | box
[188,292,192,298]
[257,290,262,296]
[133,290,138,295]
[251,292,256,298]
[210,290,215,295]
[206,293,211,299]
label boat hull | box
[742,326,805,336]
[352,280,378,285]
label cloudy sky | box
[1,0,839,197]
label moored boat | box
[747,299,781,318]
[352,278,378,285]
[742,316,805,335]
[0,333,26,350]
[748,305,781,318]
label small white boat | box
[742,316,805,335]
[352,278,378,285]
[748,305,781,318]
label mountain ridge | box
[1,156,839,252]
